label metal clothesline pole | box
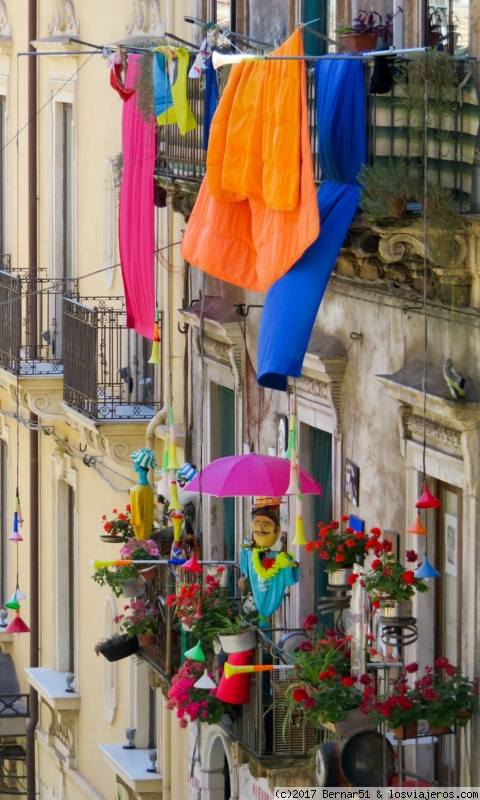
[212,46,428,70]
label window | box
[0,95,6,256]
[209,382,235,564]
[103,597,118,723]
[0,439,8,603]
[54,455,78,675]
[103,158,118,290]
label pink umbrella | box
[187,453,322,497]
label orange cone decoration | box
[171,512,183,542]
[406,514,427,535]
[416,484,440,509]
[6,609,30,633]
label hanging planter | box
[392,721,418,740]
[100,534,126,544]
[139,565,158,583]
[339,32,378,53]
[218,629,257,654]
[379,598,413,622]
[328,568,353,587]
[139,633,157,648]
[429,723,453,735]
[121,578,146,598]
[94,634,140,662]
[322,707,375,736]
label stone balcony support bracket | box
[24,668,80,769]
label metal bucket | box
[328,568,353,587]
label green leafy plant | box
[358,158,422,222]
[305,516,368,573]
[336,7,402,40]
[114,598,159,638]
[92,539,159,597]
[359,540,429,603]
[283,619,366,728]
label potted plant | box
[412,658,479,732]
[166,658,230,728]
[357,538,429,618]
[100,505,135,542]
[120,538,160,583]
[427,8,444,47]
[360,663,426,739]
[358,158,422,222]
[92,539,160,597]
[114,598,160,647]
[306,516,369,585]
[336,7,402,54]
[94,633,140,662]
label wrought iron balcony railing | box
[156,56,477,208]
[140,564,318,759]
[0,264,78,376]
[63,296,162,421]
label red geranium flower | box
[402,570,415,585]
[292,688,308,703]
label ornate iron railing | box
[63,296,162,421]
[0,265,78,376]
[0,693,30,718]
[156,56,477,206]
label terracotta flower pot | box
[340,32,378,54]
[429,723,453,735]
[139,633,157,647]
[392,721,418,740]
[139,565,158,582]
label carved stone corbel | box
[0,1,11,35]
[56,709,77,768]
[125,0,165,37]
[47,0,80,36]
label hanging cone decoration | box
[167,405,180,470]
[415,554,440,578]
[292,492,307,546]
[9,510,22,542]
[17,490,23,525]
[171,512,183,542]
[406,514,427,535]
[5,609,30,633]
[13,586,26,601]
[168,476,182,512]
[182,550,202,573]
[416,484,441,509]
[194,596,203,619]
[157,435,170,499]
[184,640,206,662]
[284,397,297,460]
[194,669,216,690]
[5,595,20,610]
[148,306,161,364]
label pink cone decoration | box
[5,609,30,633]
[416,484,441,509]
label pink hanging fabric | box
[118,55,156,339]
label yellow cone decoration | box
[169,477,182,512]
[171,512,183,542]
[148,307,161,364]
[167,405,180,470]
[292,492,307,546]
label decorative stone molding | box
[403,412,462,453]
[0,2,11,35]
[293,333,347,436]
[125,0,165,37]
[0,371,67,420]
[337,219,474,307]
[47,1,79,36]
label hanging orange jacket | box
[181,29,319,293]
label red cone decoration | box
[5,609,30,633]
[182,550,202,573]
[416,484,441,509]
[216,650,254,705]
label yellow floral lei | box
[251,549,296,580]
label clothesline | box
[211,46,431,70]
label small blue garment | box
[240,548,299,625]
[257,59,366,390]
[203,58,219,150]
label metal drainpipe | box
[26,2,39,798]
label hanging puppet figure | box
[130,448,157,540]
[239,497,299,626]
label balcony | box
[62,296,162,421]
[0,263,77,376]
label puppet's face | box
[252,514,279,549]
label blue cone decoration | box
[415,554,440,579]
